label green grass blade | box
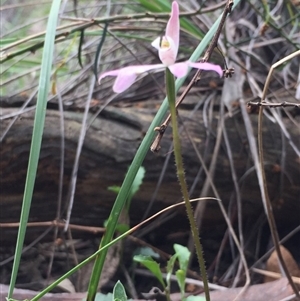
[7,0,62,298]
[93,22,108,80]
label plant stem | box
[165,68,210,301]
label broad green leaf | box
[113,281,127,301]
[133,255,165,288]
[175,269,186,296]
[133,247,160,259]
[174,244,190,272]
[128,166,145,200]
[173,244,190,296]
[108,166,145,203]
[93,292,113,301]
[166,253,177,287]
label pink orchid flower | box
[98,1,223,93]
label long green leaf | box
[7,0,62,298]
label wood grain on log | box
[1,104,299,244]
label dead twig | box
[0,220,106,234]
[248,100,300,108]
[252,268,300,285]
[258,49,300,299]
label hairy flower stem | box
[165,68,210,301]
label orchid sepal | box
[165,1,180,58]
[187,61,223,77]
[168,61,223,78]
[98,64,164,93]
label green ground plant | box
[134,244,201,301]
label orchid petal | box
[98,64,165,93]
[168,62,189,78]
[113,71,137,94]
[166,1,179,57]
[98,69,122,82]
[188,61,223,77]
[168,61,223,78]
[151,37,161,51]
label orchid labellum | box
[99,1,223,93]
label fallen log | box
[0,103,299,245]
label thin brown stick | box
[248,100,300,108]
[151,0,234,152]
[0,220,106,234]
[258,50,300,299]
[252,268,300,285]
